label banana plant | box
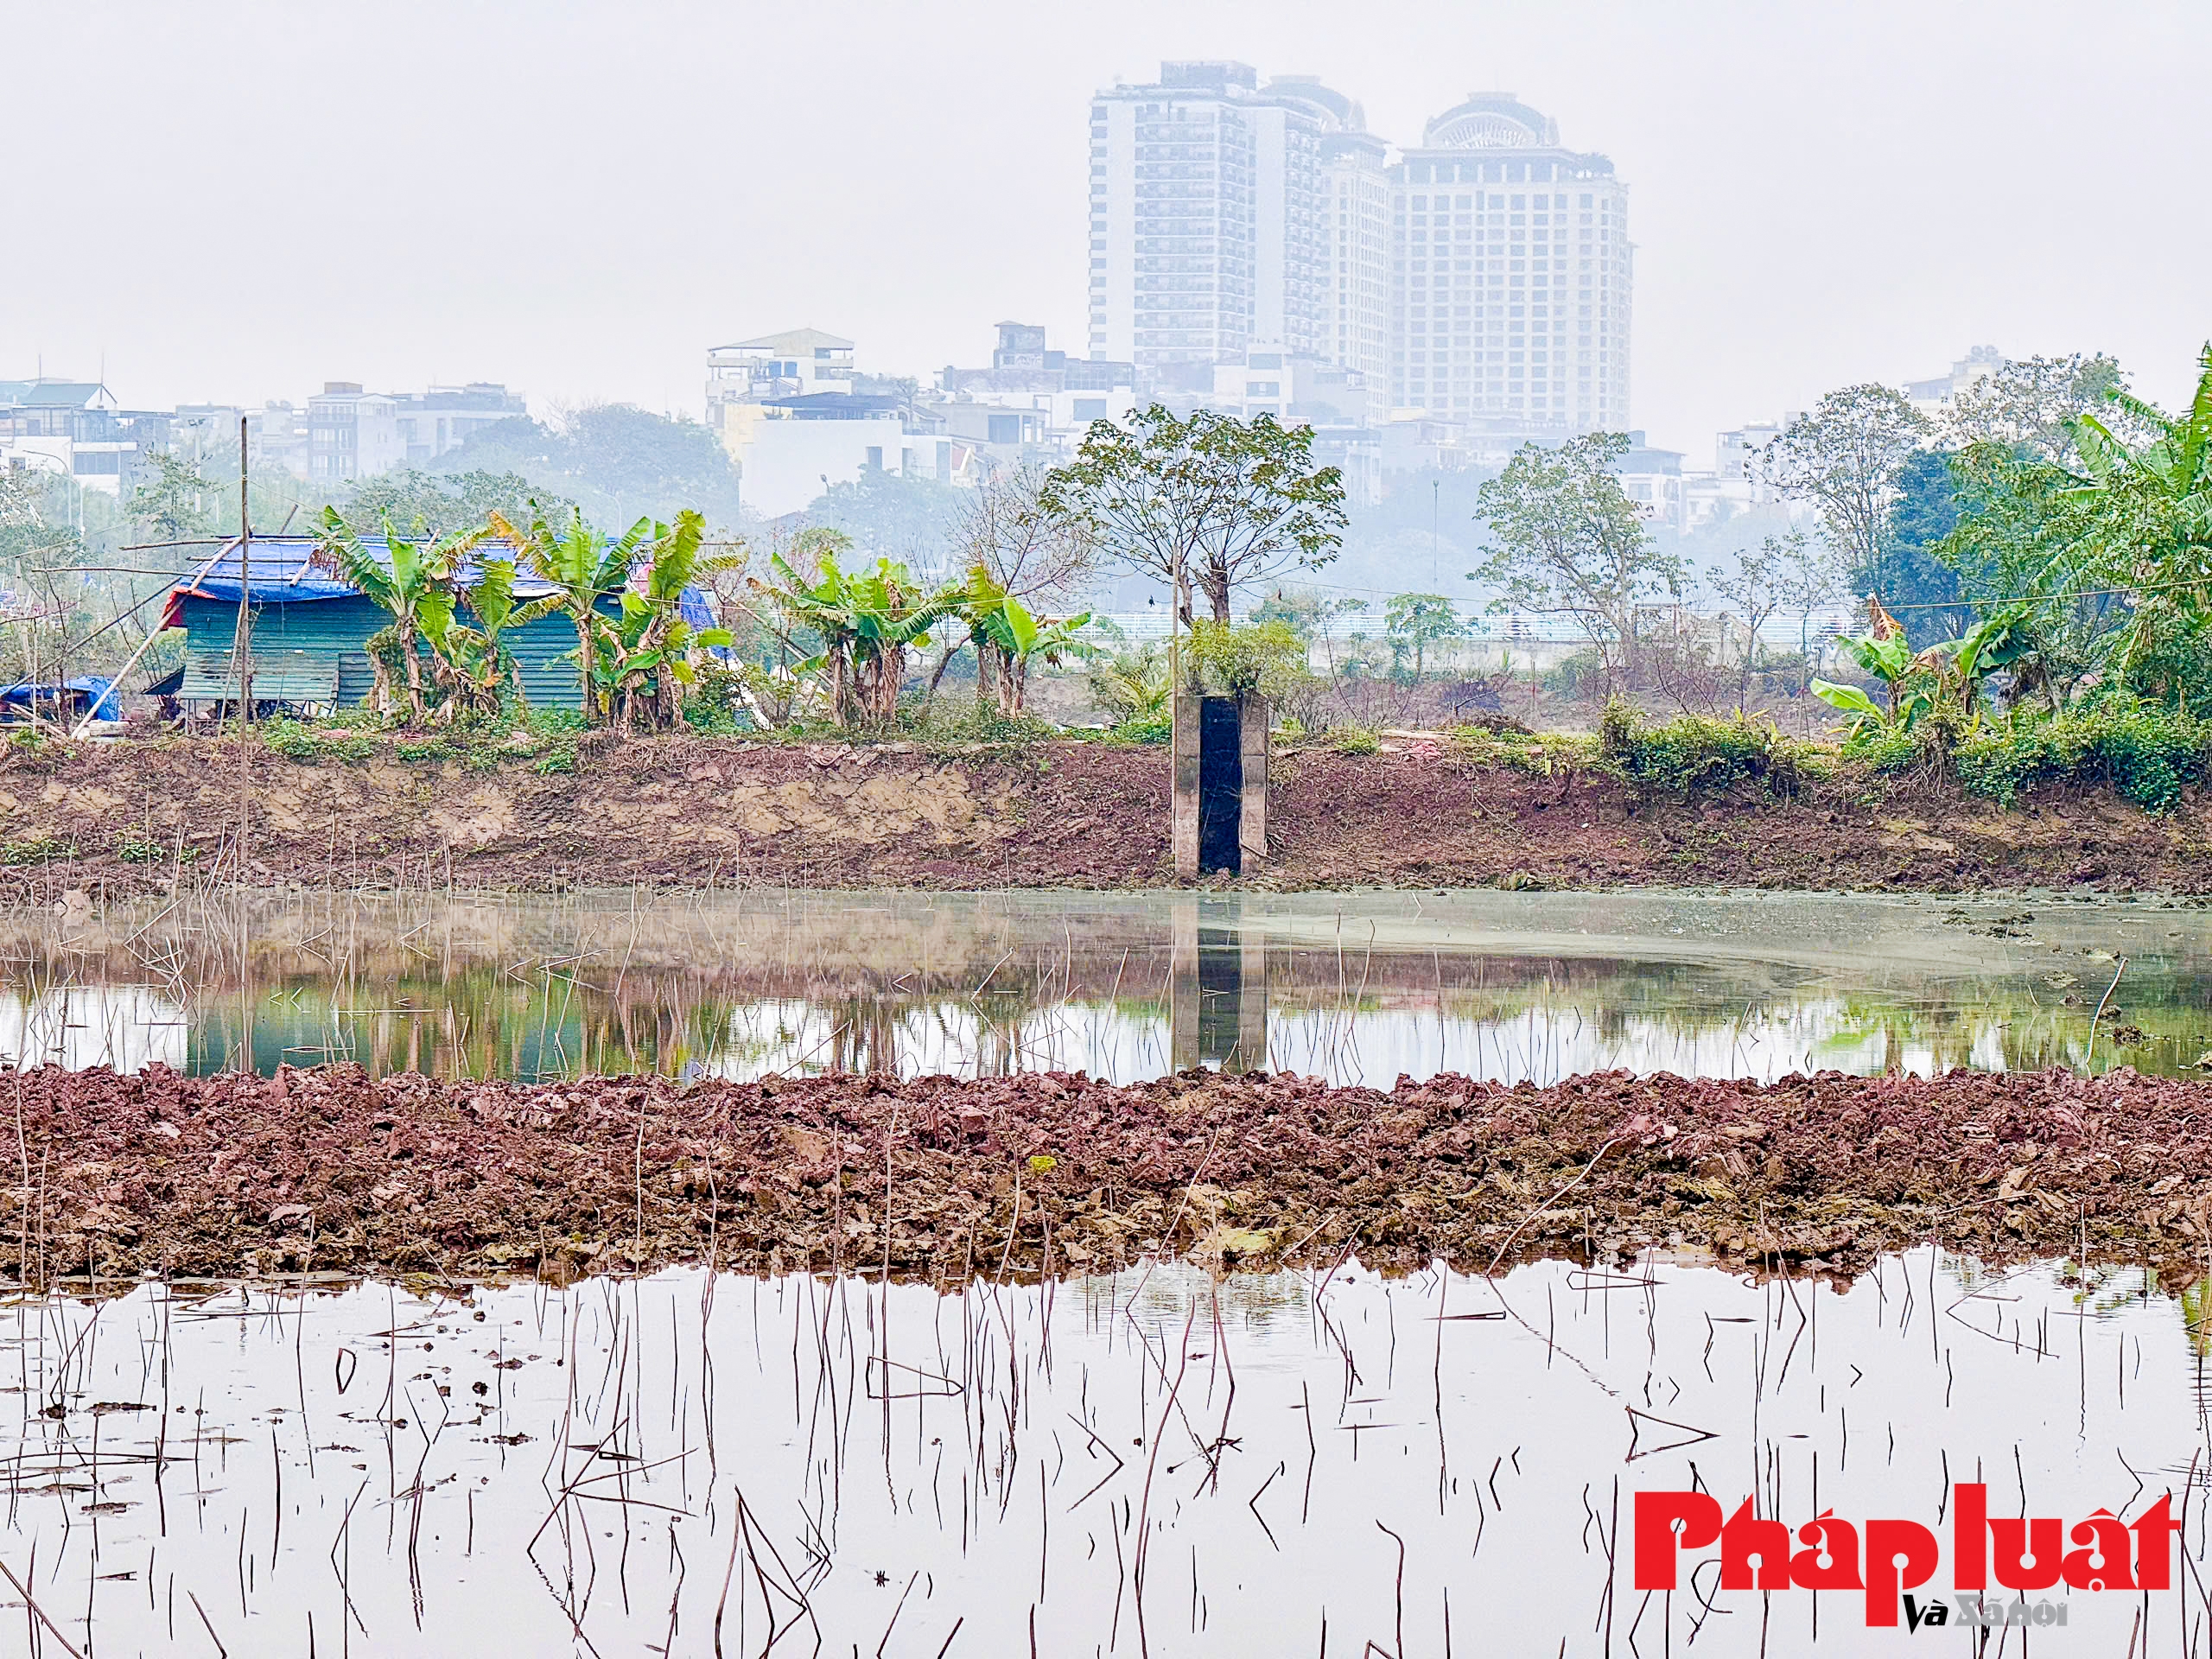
[492,505,656,723]
[2063,344,2212,690]
[752,536,964,728]
[438,556,525,720]
[583,511,740,730]
[1814,601,2042,744]
[985,594,1097,718]
[312,506,483,724]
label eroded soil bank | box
[10,1061,2210,1284]
[2,734,2207,897]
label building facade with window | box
[1086,62,1354,372]
[305,381,524,482]
[1084,74,1633,440]
[1387,94,1630,433]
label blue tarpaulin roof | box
[176,537,564,606]
[167,536,721,632]
[0,677,119,720]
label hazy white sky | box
[7,0,2207,460]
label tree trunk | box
[1200,572,1232,624]
[923,642,961,710]
[402,630,427,723]
[574,609,600,723]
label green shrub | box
[1542,648,1605,696]
[531,731,582,775]
[1187,619,1306,696]
[1104,714,1173,745]
[1597,698,1803,798]
[115,831,169,864]
[259,716,377,766]
[258,716,321,762]
[1331,724,1381,755]
[1951,704,2212,814]
[3,836,75,865]
[395,738,454,763]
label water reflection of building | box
[1171,898,1268,1072]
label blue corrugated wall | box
[175,594,593,711]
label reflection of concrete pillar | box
[1173,693,1201,881]
[1170,894,1198,1071]
[1238,694,1269,871]
[1231,919,1268,1073]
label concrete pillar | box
[1172,692,1202,881]
[1238,693,1269,870]
[1170,894,1198,1070]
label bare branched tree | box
[1939,353,2132,466]
[955,465,1098,602]
[1762,385,1928,601]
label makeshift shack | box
[155,536,718,715]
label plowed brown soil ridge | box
[10,1062,2209,1284]
[3,735,2207,896]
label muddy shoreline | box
[10,1062,2210,1285]
[3,735,2209,899]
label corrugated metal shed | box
[179,651,340,707]
[169,593,589,711]
[161,534,715,714]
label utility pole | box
[228,416,253,728]
[231,415,252,884]
[1431,478,1440,589]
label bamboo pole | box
[232,416,252,885]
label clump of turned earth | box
[6,1061,2207,1285]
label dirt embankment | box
[9,1062,2212,1284]
[1,735,2206,898]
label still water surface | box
[0,1251,2204,1655]
[1,887,2206,1087]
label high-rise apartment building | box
[1084,73,1631,435]
[1389,94,1629,432]
[1087,62,1362,372]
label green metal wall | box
[176,594,588,711]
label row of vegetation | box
[11,336,2212,820]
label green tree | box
[1472,433,1685,684]
[1873,449,1971,646]
[1933,447,2109,706]
[127,450,215,543]
[490,505,655,723]
[1040,405,1345,625]
[808,467,969,571]
[340,468,556,539]
[1382,593,1461,680]
[1762,385,1929,604]
[1940,353,2129,467]
[441,408,742,528]
[311,506,483,723]
[581,510,739,730]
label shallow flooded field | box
[1,1249,2205,1656]
[2,886,2208,1087]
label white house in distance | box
[706,327,922,518]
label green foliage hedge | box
[1945,705,2212,814]
[1598,700,1808,798]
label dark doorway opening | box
[1198,696,1243,874]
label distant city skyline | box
[4,2,2207,457]
[1088,66,1629,436]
